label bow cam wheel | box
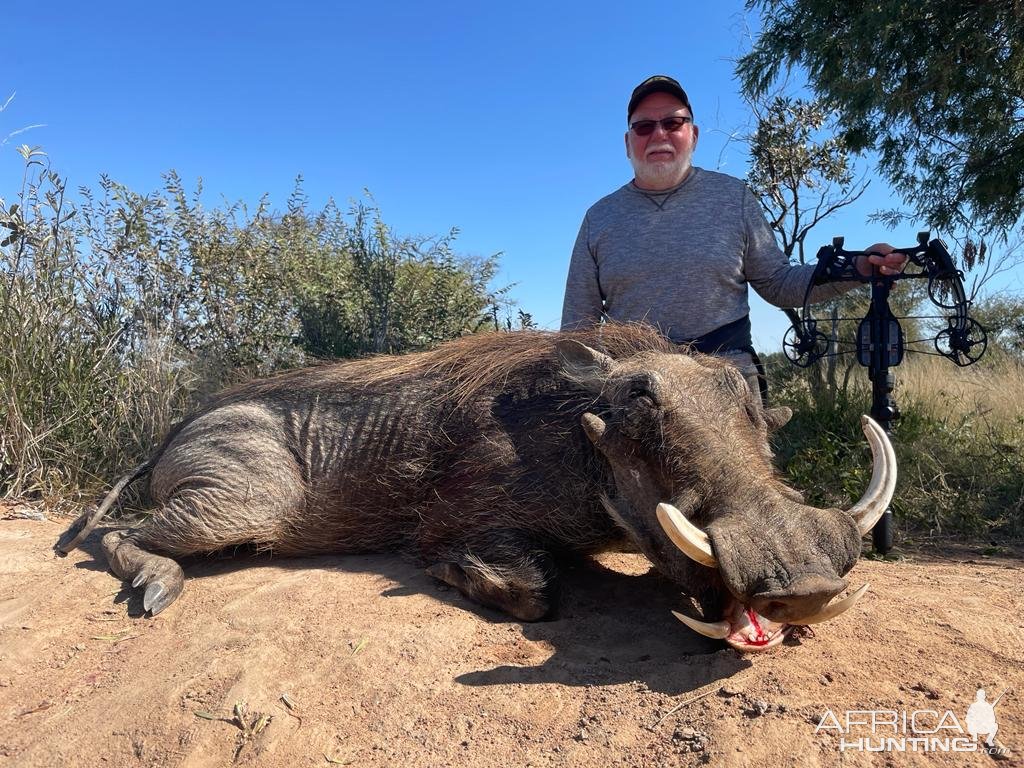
[783,326,830,368]
[934,318,987,366]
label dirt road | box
[1,516,1020,766]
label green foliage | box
[739,0,1024,234]
[968,292,1024,360]
[295,198,501,358]
[746,95,868,264]
[768,358,1024,539]
[1,155,507,504]
[1,151,196,503]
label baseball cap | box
[627,75,692,121]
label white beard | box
[629,147,692,190]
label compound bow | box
[782,232,988,552]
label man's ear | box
[624,131,631,159]
[692,123,699,148]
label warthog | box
[58,324,894,652]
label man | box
[561,75,907,402]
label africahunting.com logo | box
[815,687,1011,755]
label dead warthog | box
[57,324,894,652]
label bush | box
[1,152,507,506]
[766,349,1024,539]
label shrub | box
[766,348,1024,539]
[1,152,506,505]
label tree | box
[738,0,1024,236]
[745,95,868,266]
[743,93,872,395]
[294,198,503,358]
[969,292,1024,361]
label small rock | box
[673,727,697,741]
[576,728,589,741]
[910,681,942,700]
[744,700,770,717]
[719,685,742,697]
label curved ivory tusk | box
[790,583,870,625]
[656,503,718,568]
[671,610,731,639]
[847,416,898,536]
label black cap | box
[627,75,692,122]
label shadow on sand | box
[67,526,753,696]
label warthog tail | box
[54,461,154,555]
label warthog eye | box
[628,386,657,407]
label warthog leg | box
[426,533,559,621]
[101,529,184,615]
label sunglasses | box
[629,116,693,136]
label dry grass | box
[1,159,504,509]
[770,350,1024,538]
[895,353,1024,426]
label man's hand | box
[855,242,907,277]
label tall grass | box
[1,153,506,508]
[767,350,1024,538]
[897,352,1024,426]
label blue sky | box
[7,1,1016,351]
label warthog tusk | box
[790,583,870,625]
[656,502,718,568]
[671,610,731,639]
[848,416,898,536]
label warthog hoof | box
[103,530,185,616]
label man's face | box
[625,92,699,191]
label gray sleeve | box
[560,214,605,330]
[741,187,858,308]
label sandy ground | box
[0,512,1021,768]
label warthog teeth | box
[849,417,898,536]
[790,583,870,625]
[656,503,718,568]
[671,610,731,639]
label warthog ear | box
[764,406,793,432]
[556,340,613,390]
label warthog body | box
[59,324,888,650]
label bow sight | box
[783,232,988,553]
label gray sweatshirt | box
[560,167,851,342]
